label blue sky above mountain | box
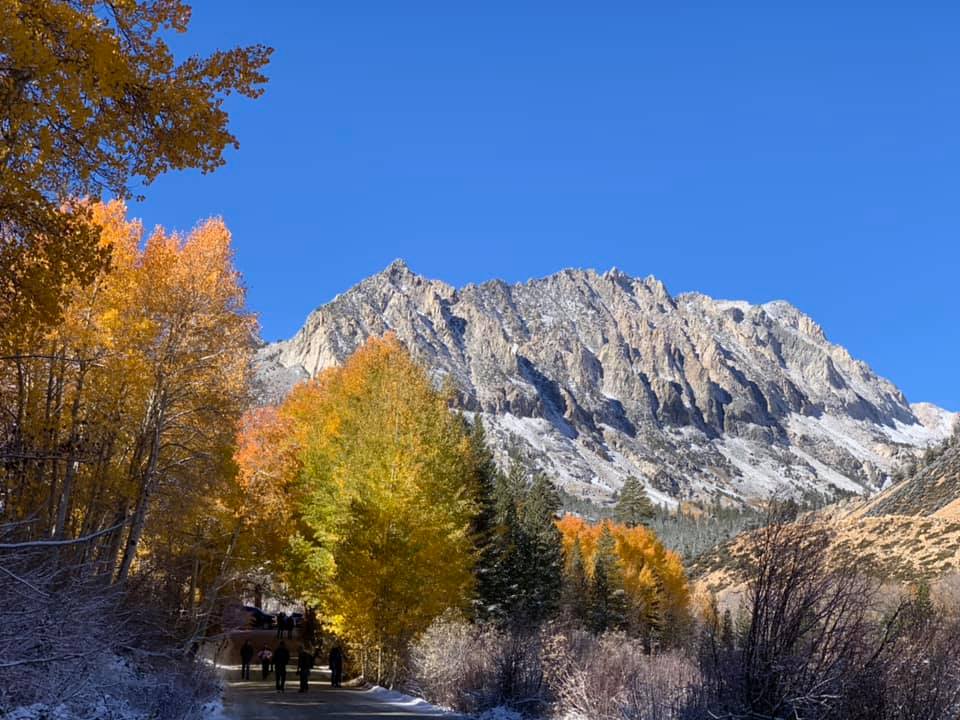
[130,2,959,410]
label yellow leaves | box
[1,198,255,588]
[0,0,270,343]
[557,514,691,622]
[244,335,478,651]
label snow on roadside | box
[361,686,462,717]
[475,708,524,720]
[2,705,73,720]
[201,697,227,720]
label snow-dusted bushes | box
[694,517,960,720]
[544,631,701,720]
[410,613,698,719]
[412,599,960,720]
[408,612,548,715]
[0,545,218,720]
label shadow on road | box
[221,664,455,720]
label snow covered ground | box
[360,686,461,717]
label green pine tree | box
[562,537,590,624]
[487,460,564,627]
[614,476,656,528]
[588,525,628,633]
[467,416,504,621]
[519,473,564,624]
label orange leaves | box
[557,514,691,623]
[0,199,256,588]
[0,0,270,342]
[235,405,299,524]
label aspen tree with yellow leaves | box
[0,201,255,626]
[236,335,477,685]
[0,196,260,713]
[0,0,270,341]
[556,514,691,646]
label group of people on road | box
[240,638,345,692]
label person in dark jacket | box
[296,645,313,693]
[328,645,344,688]
[273,640,290,692]
[239,640,254,680]
[275,612,286,640]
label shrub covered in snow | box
[408,612,548,716]
[543,630,700,720]
[409,613,701,719]
[0,546,218,720]
[474,707,524,720]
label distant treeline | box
[559,484,854,561]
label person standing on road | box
[239,640,254,681]
[328,644,344,688]
[257,646,273,680]
[296,645,313,693]
[286,614,294,639]
[273,640,290,692]
[275,612,286,640]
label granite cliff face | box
[256,260,956,507]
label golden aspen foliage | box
[0,0,271,338]
[556,514,691,634]
[0,201,256,622]
[243,335,478,672]
[234,404,305,570]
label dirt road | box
[221,666,457,719]
[219,630,457,719]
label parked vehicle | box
[241,605,275,629]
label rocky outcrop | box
[257,260,956,507]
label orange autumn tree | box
[236,334,478,684]
[557,514,691,644]
[0,201,256,640]
[0,0,270,341]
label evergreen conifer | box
[562,537,590,623]
[467,417,503,620]
[588,524,628,633]
[614,476,656,528]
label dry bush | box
[408,612,548,715]
[852,588,960,720]
[0,539,217,720]
[411,613,700,719]
[544,630,701,720]
[695,511,960,720]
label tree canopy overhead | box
[0,0,271,338]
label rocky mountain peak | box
[257,261,956,507]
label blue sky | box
[130,2,958,410]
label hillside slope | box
[694,432,960,593]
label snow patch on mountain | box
[256,261,954,507]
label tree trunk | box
[189,519,243,651]
[54,364,85,539]
[116,397,163,583]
